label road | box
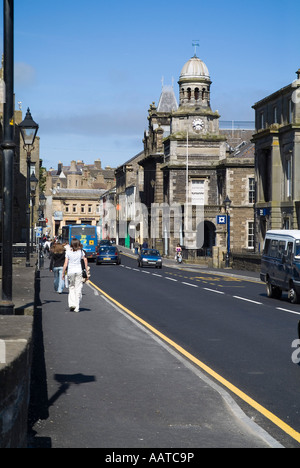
[89,252,300,447]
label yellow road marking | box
[90,280,300,445]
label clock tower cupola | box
[178,54,211,110]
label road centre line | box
[276,307,300,317]
[203,288,225,295]
[182,282,198,288]
[233,296,263,305]
[125,266,300,319]
[88,279,300,445]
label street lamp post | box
[18,108,39,267]
[0,0,15,315]
[30,173,38,253]
[224,195,232,268]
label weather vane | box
[192,40,199,57]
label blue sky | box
[2,0,300,170]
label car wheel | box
[266,281,280,298]
[289,283,300,304]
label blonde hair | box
[52,242,65,254]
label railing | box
[219,120,255,130]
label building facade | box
[139,55,255,263]
[45,159,115,237]
[253,68,300,251]
[115,151,145,247]
[0,96,40,243]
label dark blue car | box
[96,245,121,265]
[138,249,162,269]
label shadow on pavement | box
[27,271,95,448]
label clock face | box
[192,119,204,132]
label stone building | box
[114,151,145,247]
[252,68,300,251]
[139,55,255,263]
[45,159,115,237]
[0,97,40,243]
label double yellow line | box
[89,280,300,445]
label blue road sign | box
[217,215,227,225]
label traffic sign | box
[216,215,227,225]
[35,227,43,237]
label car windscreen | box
[141,249,159,256]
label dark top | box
[50,252,65,270]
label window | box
[263,238,270,255]
[194,88,199,101]
[260,111,265,129]
[30,163,36,176]
[88,204,92,213]
[270,239,278,257]
[287,241,294,260]
[286,158,292,198]
[65,204,70,213]
[249,178,255,203]
[72,204,77,213]
[248,222,254,249]
[278,240,286,258]
[273,106,278,124]
[81,204,85,213]
[288,99,293,124]
[191,180,205,205]
[283,217,290,230]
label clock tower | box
[170,54,222,137]
[161,53,227,255]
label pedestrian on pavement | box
[62,238,88,313]
[44,238,52,257]
[49,242,66,294]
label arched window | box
[202,88,206,100]
[194,88,199,101]
[187,88,191,101]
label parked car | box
[138,248,162,269]
[96,245,121,265]
[260,230,300,303]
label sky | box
[1,0,299,170]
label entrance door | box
[203,221,216,256]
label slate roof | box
[157,85,178,113]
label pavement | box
[3,251,284,448]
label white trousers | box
[68,272,83,311]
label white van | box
[260,230,300,304]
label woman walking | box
[49,242,66,294]
[62,238,88,312]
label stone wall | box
[231,252,262,272]
[0,316,33,448]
